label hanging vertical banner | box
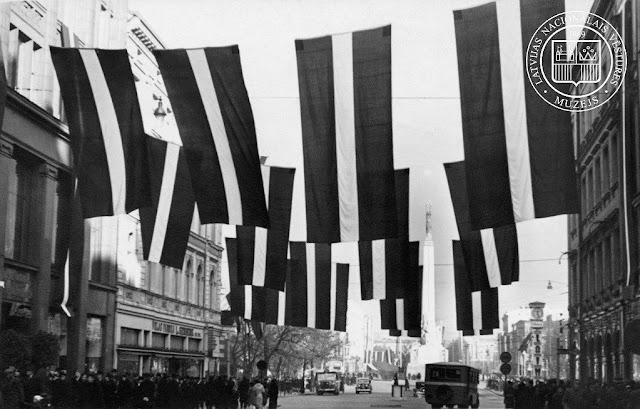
[296,25,397,243]
[139,138,195,269]
[453,0,578,230]
[51,47,151,218]
[235,165,295,291]
[445,161,519,290]
[154,46,269,228]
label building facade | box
[0,1,229,376]
[568,0,640,382]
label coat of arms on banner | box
[552,40,601,85]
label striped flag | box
[379,264,422,332]
[226,238,284,325]
[445,161,519,290]
[286,243,350,331]
[235,165,296,291]
[359,169,411,300]
[454,0,578,231]
[154,46,269,228]
[139,138,195,269]
[453,240,499,334]
[296,25,397,243]
[51,48,151,218]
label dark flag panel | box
[296,25,397,243]
[285,243,350,331]
[379,264,422,331]
[51,47,150,218]
[445,161,519,290]
[359,169,410,300]
[454,0,578,231]
[153,47,269,228]
[236,165,296,291]
[140,138,195,269]
[453,241,500,334]
[389,329,421,338]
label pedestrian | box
[1,366,25,409]
[267,379,278,409]
[238,376,250,408]
[250,379,265,409]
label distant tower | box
[423,202,436,328]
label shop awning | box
[366,363,378,371]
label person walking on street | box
[267,379,278,409]
[250,379,265,409]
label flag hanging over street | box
[379,263,422,331]
[389,329,421,338]
[154,46,269,228]
[359,169,411,300]
[453,0,578,231]
[445,161,519,290]
[286,243,350,331]
[453,240,499,334]
[235,165,296,291]
[51,47,151,218]
[226,238,284,325]
[296,25,397,243]
[139,138,195,269]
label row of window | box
[570,227,622,306]
[580,134,619,218]
[120,327,201,352]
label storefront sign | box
[152,321,202,338]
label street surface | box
[278,380,506,409]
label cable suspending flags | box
[235,165,296,291]
[445,161,519,291]
[296,25,397,243]
[153,46,269,228]
[453,0,578,231]
[139,138,195,270]
[51,47,151,218]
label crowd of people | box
[0,366,299,409]
[502,378,640,409]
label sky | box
[129,0,594,342]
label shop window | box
[170,335,184,351]
[152,333,166,349]
[86,317,103,373]
[188,338,200,352]
[5,148,40,265]
[117,353,139,375]
[120,327,140,347]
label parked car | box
[355,378,372,394]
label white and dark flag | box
[235,165,296,291]
[226,238,284,326]
[286,243,350,331]
[454,0,578,231]
[154,46,269,228]
[296,25,397,243]
[359,169,411,300]
[389,329,421,338]
[139,138,195,269]
[51,47,151,218]
[379,254,422,332]
[453,240,499,335]
[445,161,519,290]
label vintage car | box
[355,378,372,394]
[423,362,480,409]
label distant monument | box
[406,203,447,377]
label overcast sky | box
[129,0,594,341]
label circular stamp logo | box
[526,11,627,112]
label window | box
[587,168,594,211]
[602,146,610,191]
[594,158,601,202]
[5,149,39,264]
[603,237,611,288]
[170,335,184,350]
[188,338,200,352]
[595,244,602,293]
[611,135,618,184]
[210,269,217,310]
[612,228,620,281]
[185,260,191,303]
[120,327,140,346]
[174,269,179,299]
[588,250,595,296]
[197,265,203,306]
[152,333,167,349]
[581,177,587,216]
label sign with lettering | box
[152,321,202,338]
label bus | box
[316,372,341,395]
[423,363,480,409]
